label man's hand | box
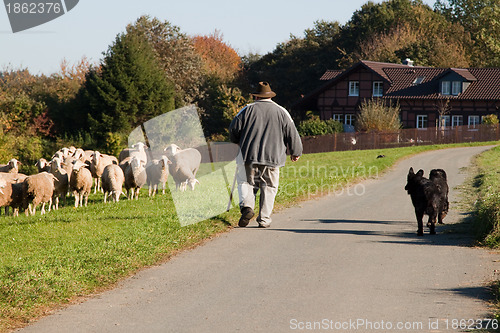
[291,155,300,162]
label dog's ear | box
[409,167,414,175]
[417,169,424,176]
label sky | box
[0,0,436,75]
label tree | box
[77,31,176,150]
[193,30,242,83]
[435,0,500,66]
[246,20,342,109]
[342,0,472,67]
[356,99,402,132]
[125,16,205,105]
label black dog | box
[429,168,449,225]
[405,168,449,236]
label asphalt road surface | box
[19,146,500,333]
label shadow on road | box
[271,215,479,248]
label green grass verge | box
[470,145,500,247]
[0,141,498,332]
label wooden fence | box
[300,124,500,154]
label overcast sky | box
[0,0,436,75]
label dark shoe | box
[238,207,254,227]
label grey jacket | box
[229,99,303,167]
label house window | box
[349,81,359,96]
[373,81,383,97]
[452,81,461,95]
[416,115,428,129]
[333,114,344,123]
[441,81,451,95]
[452,115,463,127]
[468,115,480,127]
[345,114,354,126]
[438,115,450,128]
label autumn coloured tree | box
[193,30,242,83]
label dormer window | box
[452,81,461,95]
[412,76,425,85]
[441,81,451,95]
[373,81,383,97]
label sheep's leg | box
[83,193,88,207]
[148,186,153,197]
[74,193,80,208]
[41,202,46,215]
[162,182,166,195]
[13,208,18,217]
[104,192,108,203]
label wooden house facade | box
[294,60,500,129]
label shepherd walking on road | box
[229,81,303,228]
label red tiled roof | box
[320,70,343,80]
[319,61,500,101]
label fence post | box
[334,133,337,151]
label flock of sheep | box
[0,142,202,217]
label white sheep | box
[164,145,201,191]
[101,164,125,203]
[0,159,21,174]
[0,172,27,216]
[49,157,69,210]
[70,159,92,208]
[124,156,147,200]
[90,151,119,193]
[119,142,149,164]
[145,156,170,197]
[22,172,56,216]
[35,158,51,173]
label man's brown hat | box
[251,81,276,98]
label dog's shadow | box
[275,215,477,247]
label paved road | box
[19,146,500,332]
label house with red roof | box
[294,60,500,130]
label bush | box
[356,98,402,132]
[482,114,499,125]
[298,114,343,136]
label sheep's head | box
[92,151,101,165]
[35,158,48,169]
[163,144,180,157]
[188,178,199,191]
[160,156,171,168]
[72,159,86,171]
[50,157,62,172]
[73,148,84,160]
[132,142,147,152]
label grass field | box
[0,141,498,332]
[469,145,500,247]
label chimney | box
[403,58,414,66]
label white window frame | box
[438,115,450,128]
[452,81,461,95]
[468,115,480,128]
[345,114,354,126]
[452,115,463,128]
[441,81,451,95]
[349,81,359,96]
[416,115,428,129]
[372,81,383,97]
[333,114,344,123]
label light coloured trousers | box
[236,163,280,224]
